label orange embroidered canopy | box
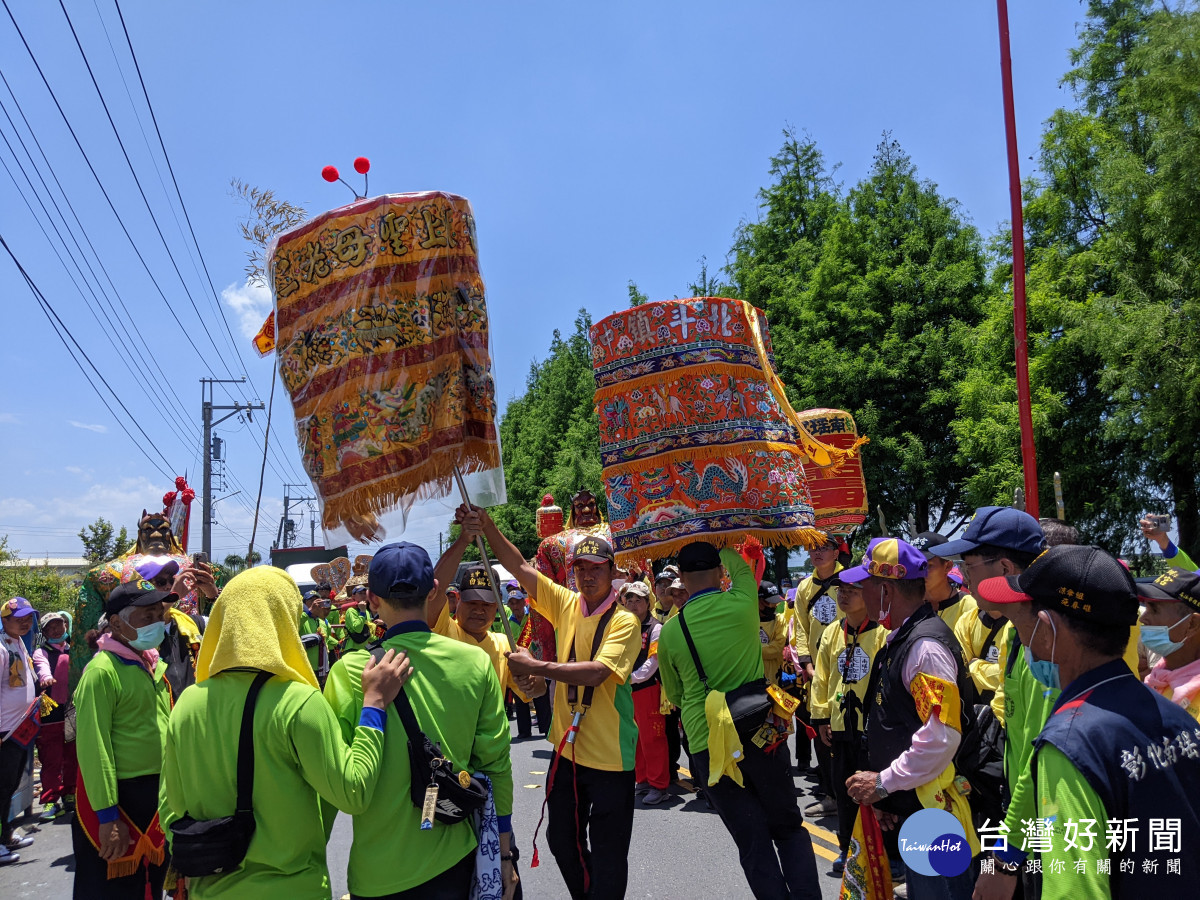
[591,297,865,565]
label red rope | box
[529,716,591,894]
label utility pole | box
[278,483,316,549]
[202,378,264,561]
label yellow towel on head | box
[704,690,745,787]
[195,566,319,689]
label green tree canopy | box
[78,517,134,565]
[728,132,992,535]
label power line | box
[53,0,247,381]
[1,234,175,480]
[0,74,192,413]
[109,0,246,373]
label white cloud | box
[0,413,18,425]
[68,421,108,433]
[222,280,274,339]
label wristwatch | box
[501,846,520,863]
[874,773,889,800]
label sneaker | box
[642,787,668,805]
[62,795,76,812]
[0,846,19,866]
[893,883,908,899]
[634,781,650,795]
[40,801,62,821]
[804,795,838,817]
[5,835,33,851]
[832,852,846,875]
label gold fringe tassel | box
[321,442,500,531]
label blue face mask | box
[1024,616,1061,691]
[46,635,67,645]
[127,620,167,652]
[1141,613,1193,658]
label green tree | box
[627,280,649,307]
[78,517,133,565]
[729,132,992,535]
[956,0,1200,558]
[481,310,604,557]
[0,537,77,615]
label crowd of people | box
[0,498,1198,900]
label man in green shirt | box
[161,566,411,899]
[975,545,1200,898]
[658,541,820,900]
[72,579,174,899]
[324,541,518,900]
[300,586,338,685]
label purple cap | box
[839,538,929,584]
[2,597,34,618]
[134,555,180,583]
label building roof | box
[0,556,90,568]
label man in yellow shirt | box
[427,528,546,707]
[1139,567,1200,721]
[792,533,842,817]
[911,531,978,633]
[465,504,642,900]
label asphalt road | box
[2,725,847,899]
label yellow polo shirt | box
[434,605,527,701]
[532,573,641,772]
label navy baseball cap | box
[368,542,435,600]
[106,580,176,616]
[932,506,1045,559]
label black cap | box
[994,545,1138,626]
[350,584,368,595]
[677,541,722,572]
[368,541,435,600]
[573,535,615,564]
[758,581,782,602]
[106,580,175,617]
[302,588,326,604]
[910,531,949,559]
[1138,567,1200,612]
[459,564,499,604]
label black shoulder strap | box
[566,603,618,709]
[235,671,273,814]
[677,607,709,691]
[979,619,1005,662]
[806,578,835,615]
[368,642,425,745]
[1004,626,1022,679]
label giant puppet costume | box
[70,484,194,687]
[533,488,612,592]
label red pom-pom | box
[353,156,371,174]
[321,165,339,183]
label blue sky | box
[0,1,1088,565]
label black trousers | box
[513,690,553,738]
[693,743,822,900]
[546,757,635,900]
[352,850,474,899]
[666,708,683,778]
[72,774,168,900]
[829,736,866,854]
[0,737,28,842]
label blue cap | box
[932,506,1045,559]
[368,542,435,600]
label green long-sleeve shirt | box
[323,624,513,897]
[341,607,374,651]
[1034,743,1112,899]
[74,650,171,812]
[160,671,386,900]
[300,612,337,673]
[658,548,761,755]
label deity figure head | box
[570,489,602,529]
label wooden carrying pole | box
[996,0,1040,518]
[452,466,517,649]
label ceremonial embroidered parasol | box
[591,297,865,565]
[266,188,503,543]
